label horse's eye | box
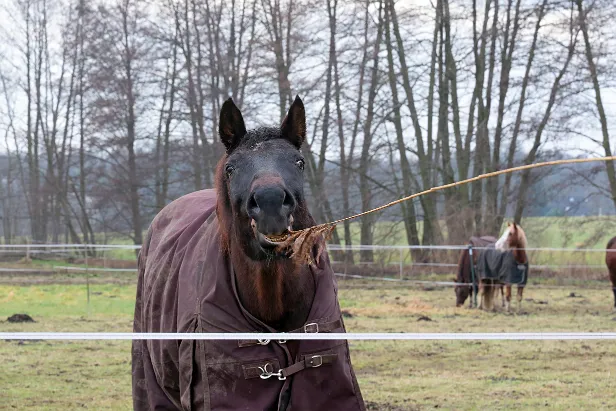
[296,159,305,170]
[225,164,235,178]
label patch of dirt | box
[7,313,35,323]
[365,401,419,411]
[341,310,354,318]
[568,292,583,298]
[525,298,548,305]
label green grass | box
[0,284,136,319]
[1,278,616,410]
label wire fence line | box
[0,243,612,252]
[1,265,612,289]
[2,332,616,341]
[333,273,616,289]
[55,266,137,273]
[0,243,611,292]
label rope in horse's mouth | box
[273,156,616,263]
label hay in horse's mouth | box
[264,233,290,242]
[273,224,337,265]
[249,219,336,264]
[250,219,292,247]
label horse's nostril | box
[282,191,294,208]
[247,194,260,217]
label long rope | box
[318,156,616,228]
[279,156,616,261]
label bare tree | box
[575,0,616,209]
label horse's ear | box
[507,221,512,227]
[281,95,306,148]
[219,98,247,152]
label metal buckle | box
[277,339,286,344]
[309,355,323,368]
[257,338,270,345]
[304,322,319,333]
[258,363,286,381]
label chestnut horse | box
[455,222,528,311]
[606,236,616,311]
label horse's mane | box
[515,225,527,249]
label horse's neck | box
[230,251,315,331]
[513,248,527,264]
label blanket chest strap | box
[237,319,343,347]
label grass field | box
[1,276,616,410]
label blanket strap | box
[237,319,343,347]
[245,354,338,380]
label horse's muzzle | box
[247,185,295,238]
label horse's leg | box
[478,282,484,310]
[500,285,505,308]
[482,281,491,311]
[488,282,495,312]
[612,287,616,311]
[517,286,524,311]
[505,285,512,313]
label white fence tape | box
[0,243,613,252]
[2,332,616,341]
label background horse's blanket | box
[470,236,528,286]
[469,236,498,249]
[132,189,365,411]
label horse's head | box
[216,96,313,261]
[454,279,469,308]
[495,222,527,251]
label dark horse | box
[606,236,616,311]
[455,222,528,311]
[132,97,365,410]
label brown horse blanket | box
[132,189,365,410]
[470,236,528,286]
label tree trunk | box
[384,2,420,252]
[359,0,384,262]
